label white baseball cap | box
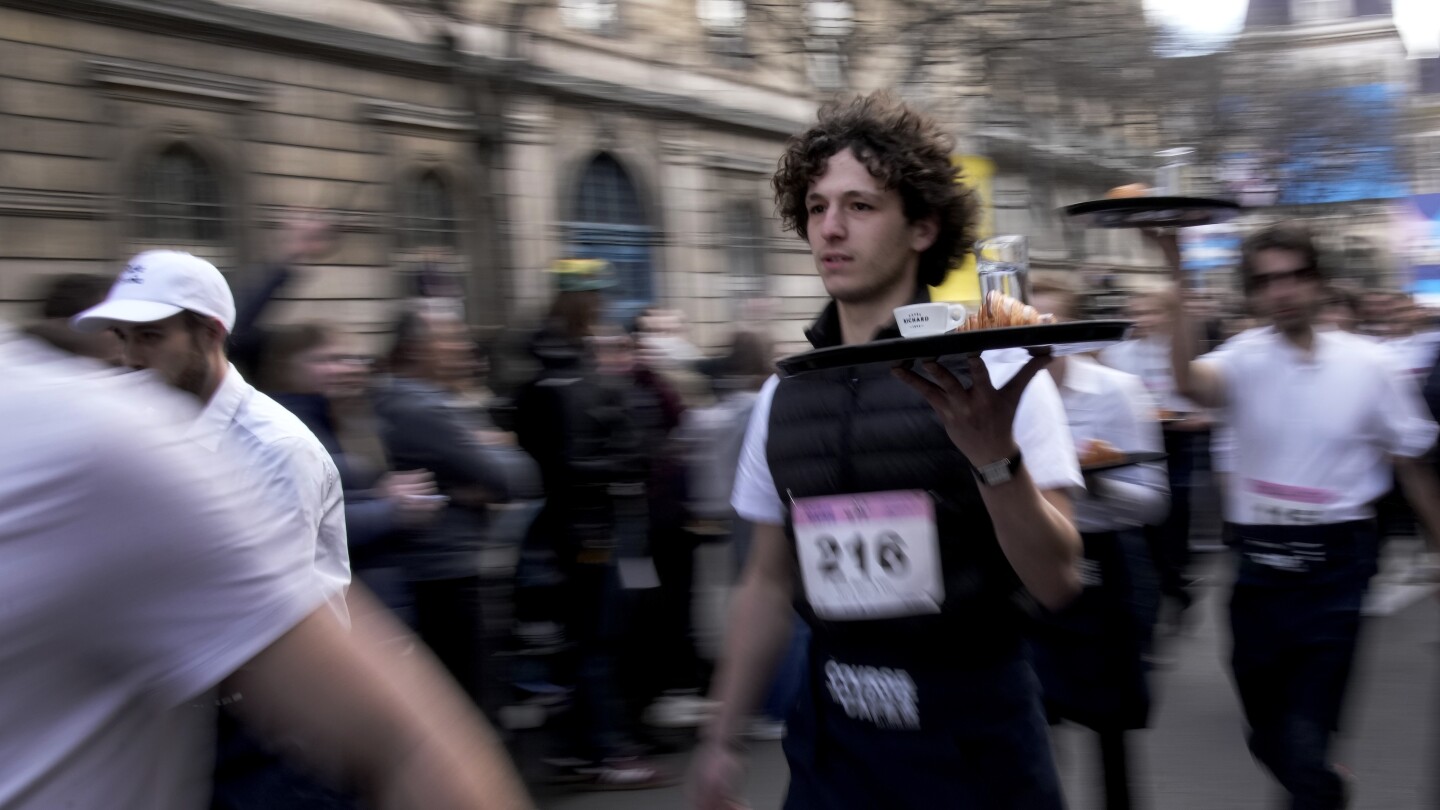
[72,250,236,333]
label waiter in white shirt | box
[72,248,352,808]
[73,250,349,604]
[1026,277,1169,810]
[1166,223,1440,810]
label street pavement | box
[533,548,1438,810]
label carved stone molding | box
[87,58,267,106]
[701,151,774,175]
[0,188,106,219]
[360,100,476,137]
[254,203,385,233]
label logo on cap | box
[120,262,145,285]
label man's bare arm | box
[980,479,1081,611]
[1150,229,1227,408]
[1395,457,1440,555]
[702,522,798,747]
[224,587,534,810]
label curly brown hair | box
[773,92,979,288]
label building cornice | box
[88,57,268,104]
[360,100,476,135]
[1238,16,1402,49]
[0,188,105,219]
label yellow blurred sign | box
[930,155,994,304]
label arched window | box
[566,153,655,321]
[401,170,459,250]
[132,143,225,243]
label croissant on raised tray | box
[956,292,1055,331]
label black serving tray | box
[776,320,1133,377]
[1062,196,1241,229]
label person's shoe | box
[547,757,676,791]
[643,692,718,728]
[743,717,786,742]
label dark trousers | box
[413,575,486,707]
[1228,523,1374,810]
[1147,429,1201,608]
[652,527,701,692]
[783,652,1063,810]
[557,560,625,762]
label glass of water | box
[976,234,1029,312]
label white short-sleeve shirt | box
[1055,356,1168,533]
[732,359,1084,525]
[1202,327,1438,525]
[185,365,351,615]
[0,331,325,810]
[1099,335,1202,414]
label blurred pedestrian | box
[0,320,535,810]
[681,330,805,742]
[372,305,542,711]
[691,93,1083,810]
[256,323,444,624]
[1101,287,1209,633]
[228,211,339,380]
[513,260,672,789]
[1027,277,1168,810]
[1166,224,1440,809]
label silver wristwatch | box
[973,449,1024,487]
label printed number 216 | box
[816,531,908,579]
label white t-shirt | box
[1202,327,1439,525]
[732,360,1083,525]
[185,365,351,615]
[1055,356,1169,533]
[1384,333,1440,381]
[1099,335,1201,414]
[0,330,324,810]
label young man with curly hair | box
[689,93,1083,809]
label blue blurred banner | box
[1222,83,1409,207]
[1181,224,1242,274]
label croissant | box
[955,292,1054,331]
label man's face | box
[805,148,937,304]
[1128,296,1167,339]
[1248,248,1322,332]
[114,313,215,398]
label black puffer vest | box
[768,301,1030,670]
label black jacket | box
[372,375,541,580]
[513,326,644,555]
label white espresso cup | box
[894,303,967,338]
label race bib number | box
[793,490,944,621]
[1245,480,1335,527]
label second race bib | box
[1245,479,1337,527]
[793,490,944,621]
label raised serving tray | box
[1062,196,1241,229]
[776,320,1133,377]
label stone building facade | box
[0,0,1167,355]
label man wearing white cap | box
[72,250,350,604]
[73,249,354,808]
